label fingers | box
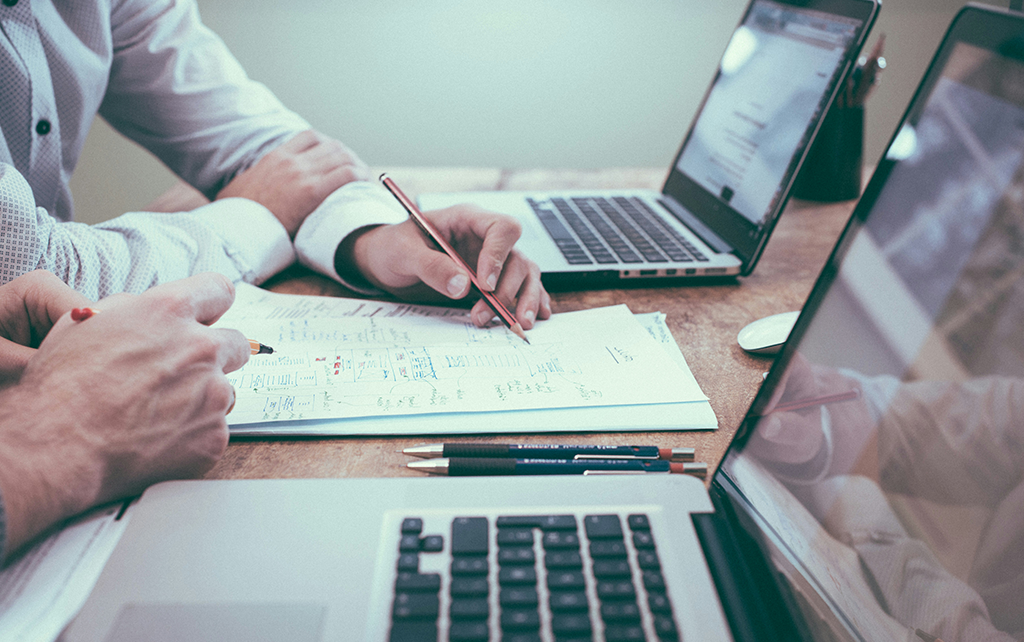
[469,250,547,329]
[141,272,237,326]
[211,327,251,375]
[350,206,550,330]
[0,337,35,383]
[463,213,523,292]
[0,270,92,347]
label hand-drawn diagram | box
[218,286,706,426]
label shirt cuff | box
[197,198,295,285]
[293,181,408,294]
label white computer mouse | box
[737,310,800,355]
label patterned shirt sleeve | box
[0,162,294,298]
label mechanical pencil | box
[407,457,708,478]
[403,443,695,461]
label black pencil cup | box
[793,105,864,202]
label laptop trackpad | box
[103,603,325,642]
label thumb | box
[0,337,36,383]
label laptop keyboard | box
[388,513,679,641]
[528,196,708,267]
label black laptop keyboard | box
[388,513,680,641]
[528,196,708,266]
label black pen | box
[403,443,696,462]
[407,457,708,478]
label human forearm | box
[297,181,552,328]
[100,0,310,199]
[1,162,294,298]
[0,273,249,561]
[877,377,1024,504]
[0,385,103,558]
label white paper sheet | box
[0,504,130,642]
[219,285,717,435]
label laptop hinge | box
[657,197,735,255]
[693,485,810,642]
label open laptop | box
[64,5,1024,641]
[418,0,879,288]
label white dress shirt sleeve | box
[293,181,409,293]
[101,0,311,199]
[0,163,293,299]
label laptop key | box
[548,590,588,612]
[394,572,441,592]
[499,566,537,585]
[643,570,668,592]
[497,515,577,530]
[590,540,628,559]
[596,580,636,601]
[636,550,661,570]
[601,601,641,622]
[388,619,437,642]
[451,556,488,575]
[541,531,580,549]
[592,559,631,578]
[584,514,623,539]
[396,553,419,572]
[400,518,424,534]
[392,592,439,619]
[648,592,673,613]
[551,613,592,636]
[604,624,645,641]
[500,608,541,631]
[419,535,442,552]
[498,547,535,565]
[544,551,583,569]
[399,534,420,552]
[503,634,542,642]
[497,528,534,546]
[448,620,489,641]
[500,586,539,607]
[451,517,488,555]
[450,597,489,619]
[654,613,680,640]
[632,531,656,549]
[546,569,585,590]
[627,514,650,531]
[450,577,489,596]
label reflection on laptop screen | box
[676,0,861,227]
[723,14,1024,642]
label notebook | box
[418,0,879,289]
[64,5,1024,641]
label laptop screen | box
[675,1,860,226]
[662,0,875,272]
[719,6,1024,641]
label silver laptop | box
[65,5,1024,641]
[419,0,879,288]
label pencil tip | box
[510,323,529,344]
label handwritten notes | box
[215,285,716,435]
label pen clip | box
[582,470,663,475]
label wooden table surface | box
[205,168,856,482]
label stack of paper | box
[215,284,717,436]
